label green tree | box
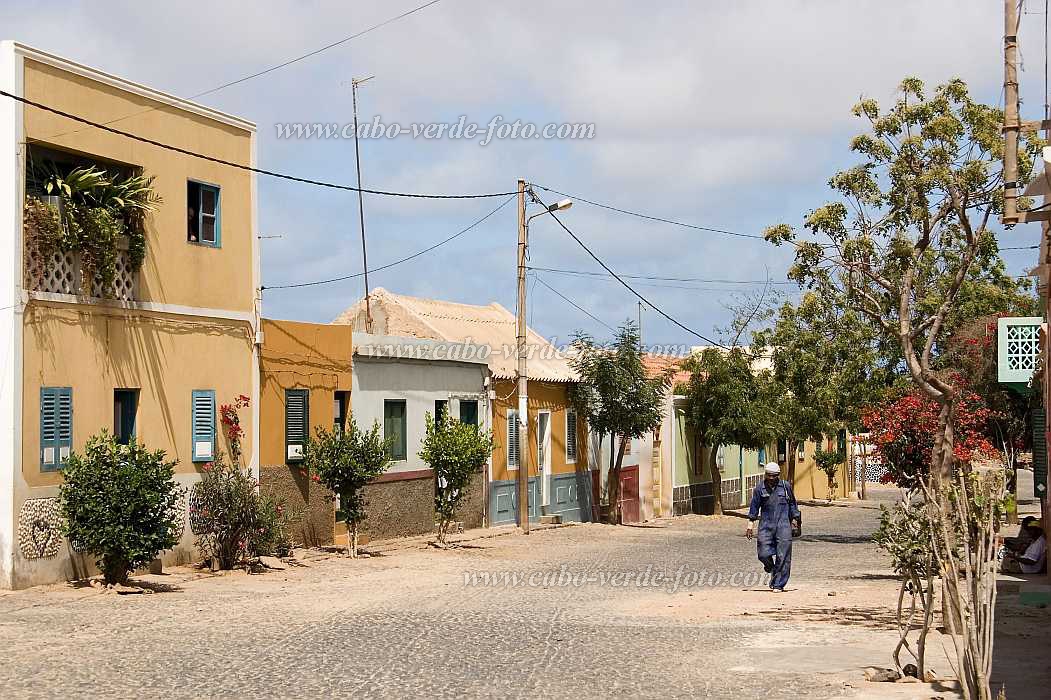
[59,433,183,585]
[305,419,391,557]
[569,322,671,524]
[764,77,1042,485]
[753,291,885,485]
[419,414,493,544]
[681,347,773,515]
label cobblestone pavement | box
[0,488,987,699]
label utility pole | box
[352,76,375,332]
[516,178,530,534]
[637,301,643,348]
[1004,0,1021,224]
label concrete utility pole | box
[1004,0,1021,224]
[352,76,375,333]
[516,178,530,534]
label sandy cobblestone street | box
[0,488,1044,699]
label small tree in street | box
[569,322,671,524]
[814,447,844,501]
[305,419,391,557]
[681,347,773,515]
[60,433,183,585]
[419,413,493,545]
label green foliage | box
[763,77,1040,481]
[252,491,296,558]
[419,414,493,543]
[681,347,773,451]
[27,162,161,289]
[814,447,845,480]
[569,322,671,443]
[23,197,65,271]
[305,419,391,555]
[873,500,936,581]
[59,433,183,585]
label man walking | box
[746,462,801,592]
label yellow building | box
[0,43,258,588]
[258,318,353,547]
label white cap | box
[764,462,781,475]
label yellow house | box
[0,42,258,588]
[258,318,352,547]
[334,288,590,526]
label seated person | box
[1004,516,1038,555]
[1002,521,1047,574]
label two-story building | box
[0,42,259,588]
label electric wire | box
[526,265,795,285]
[262,195,514,290]
[531,183,764,240]
[530,190,727,348]
[2,90,515,199]
[44,0,446,140]
[533,275,614,331]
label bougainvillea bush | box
[863,384,996,491]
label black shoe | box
[763,561,773,573]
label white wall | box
[0,42,21,588]
[351,356,490,474]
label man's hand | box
[746,522,754,539]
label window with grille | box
[507,409,520,469]
[566,410,578,463]
[998,317,1043,384]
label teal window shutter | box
[40,387,73,472]
[285,389,309,462]
[191,390,216,462]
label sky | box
[2,0,1047,347]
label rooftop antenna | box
[352,75,375,332]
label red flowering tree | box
[864,383,996,492]
[219,394,250,464]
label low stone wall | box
[259,465,334,547]
[362,469,485,540]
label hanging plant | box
[26,162,161,296]
[23,197,65,287]
[68,202,122,294]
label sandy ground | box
[0,485,1046,699]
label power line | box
[45,0,446,140]
[530,190,726,348]
[526,265,796,285]
[531,183,764,240]
[262,195,514,290]
[1000,244,1040,250]
[3,90,515,200]
[533,275,614,331]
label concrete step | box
[539,514,563,525]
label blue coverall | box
[747,479,801,590]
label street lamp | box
[516,182,572,534]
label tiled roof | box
[333,288,577,382]
[641,353,691,386]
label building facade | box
[351,333,490,539]
[334,288,590,526]
[0,43,259,588]
[258,318,352,547]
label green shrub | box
[419,414,492,545]
[252,491,296,558]
[305,420,391,557]
[59,433,184,585]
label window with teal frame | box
[997,316,1043,384]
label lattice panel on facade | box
[35,250,80,295]
[27,249,137,300]
[1005,323,1040,372]
[90,252,137,301]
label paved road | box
[0,490,919,699]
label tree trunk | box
[787,440,798,486]
[607,435,628,524]
[931,399,956,487]
[347,520,358,558]
[709,445,724,516]
[1005,448,1019,526]
[860,443,868,500]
